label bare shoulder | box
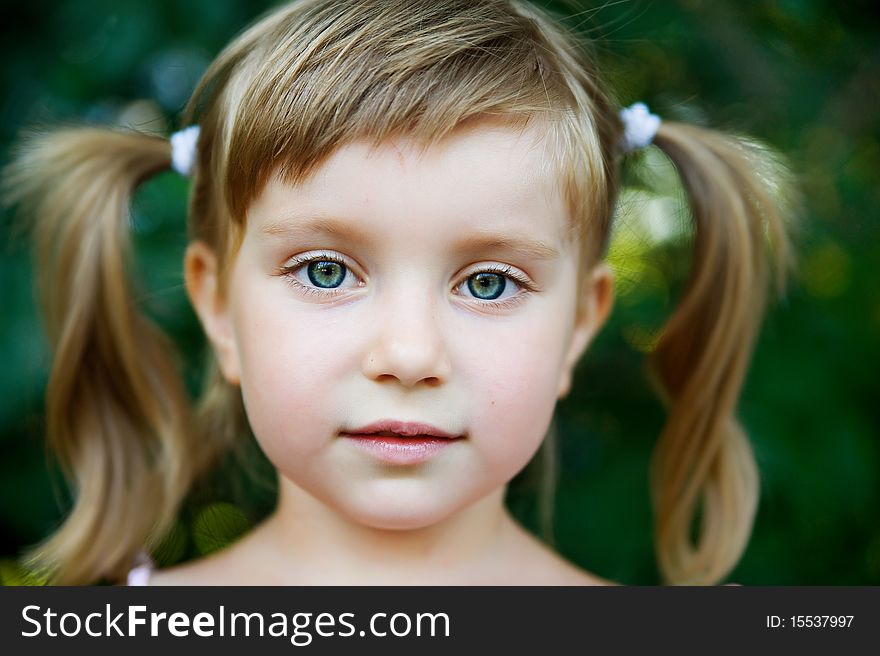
[148,550,237,586]
[529,549,617,586]
[501,515,617,586]
[148,530,263,586]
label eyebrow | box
[451,231,560,261]
[259,215,561,261]
[260,215,373,244]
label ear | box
[556,262,614,399]
[183,241,241,386]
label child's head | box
[181,0,619,546]
[4,0,792,585]
[187,117,612,532]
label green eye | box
[307,260,347,288]
[467,272,506,300]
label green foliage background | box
[1,0,877,585]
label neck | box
[254,476,521,584]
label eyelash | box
[277,253,537,310]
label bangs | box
[226,0,577,217]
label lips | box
[341,420,463,466]
[341,419,462,439]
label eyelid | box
[283,250,352,268]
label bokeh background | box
[1,0,877,585]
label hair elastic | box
[170,125,200,177]
[618,102,660,153]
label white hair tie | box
[619,102,660,153]
[170,125,200,176]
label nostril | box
[373,373,443,387]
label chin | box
[336,484,465,531]
[353,513,444,532]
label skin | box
[160,117,614,585]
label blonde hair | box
[2,0,793,585]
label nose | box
[361,284,451,388]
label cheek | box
[457,308,573,472]
[230,282,356,459]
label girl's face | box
[187,118,612,530]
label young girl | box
[4,0,792,586]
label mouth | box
[340,421,464,466]
[341,419,464,440]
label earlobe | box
[557,263,615,399]
[183,241,241,386]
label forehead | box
[248,119,570,250]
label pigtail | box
[645,122,794,585]
[3,128,203,584]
